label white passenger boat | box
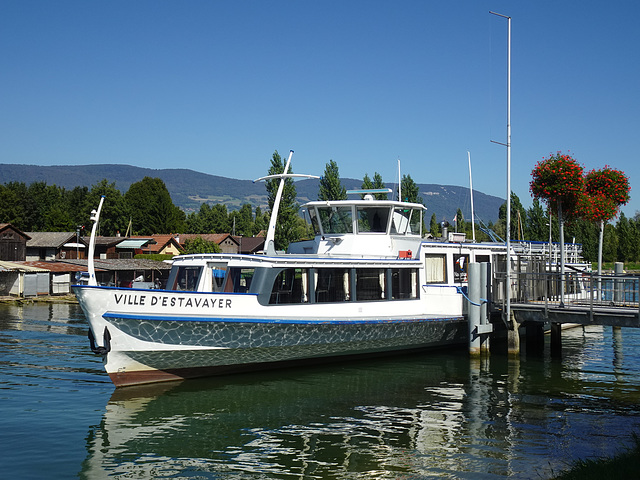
[73,155,505,387]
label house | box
[0,223,30,261]
[235,236,265,254]
[128,235,183,256]
[177,234,240,254]
[0,260,49,297]
[11,260,96,295]
[26,232,88,261]
[114,238,154,259]
[82,236,126,259]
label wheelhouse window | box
[307,208,321,235]
[317,206,353,234]
[168,266,202,291]
[357,206,390,233]
[425,254,447,283]
[408,208,422,235]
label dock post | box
[550,322,562,358]
[480,262,491,353]
[507,311,520,356]
[468,262,481,356]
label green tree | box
[603,222,619,263]
[124,177,185,235]
[85,179,129,236]
[210,204,230,233]
[360,172,387,200]
[429,213,440,237]
[455,208,465,233]
[229,204,254,236]
[182,236,222,254]
[498,192,527,240]
[254,206,267,235]
[0,182,27,228]
[318,160,347,201]
[617,213,634,262]
[265,151,299,251]
[399,174,421,204]
[526,198,548,241]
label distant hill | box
[0,163,503,222]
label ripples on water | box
[1,303,640,479]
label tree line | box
[1,151,636,263]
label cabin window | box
[225,267,255,293]
[425,254,447,283]
[475,254,490,264]
[269,268,309,304]
[391,268,419,299]
[209,264,228,292]
[357,207,389,233]
[317,206,353,234]
[453,254,470,283]
[355,268,386,301]
[169,266,202,291]
[307,208,321,235]
[315,268,350,302]
[391,207,410,234]
[409,208,422,235]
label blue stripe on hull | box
[103,312,460,325]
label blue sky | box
[2,1,639,218]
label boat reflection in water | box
[79,326,640,479]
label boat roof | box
[302,199,426,210]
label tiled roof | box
[60,259,171,271]
[176,234,238,246]
[12,261,103,273]
[235,236,265,253]
[26,232,79,248]
[81,236,125,247]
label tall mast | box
[490,11,512,326]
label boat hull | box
[74,285,467,387]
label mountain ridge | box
[0,163,504,222]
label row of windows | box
[167,264,419,305]
[268,267,419,304]
[307,206,422,235]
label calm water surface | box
[1,303,640,479]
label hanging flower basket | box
[529,153,584,214]
[584,167,630,207]
[575,193,618,223]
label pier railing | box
[497,258,640,321]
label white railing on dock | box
[503,269,640,320]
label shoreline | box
[0,294,78,305]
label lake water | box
[1,302,640,479]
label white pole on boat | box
[468,151,476,242]
[398,158,402,201]
[87,195,105,287]
[490,11,512,332]
[265,150,293,255]
[254,150,319,255]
